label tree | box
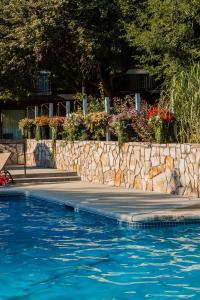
[0,0,132,100]
[0,0,77,100]
[121,0,200,80]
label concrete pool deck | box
[2,181,200,224]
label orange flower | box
[34,116,49,126]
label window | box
[35,71,51,94]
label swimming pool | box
[0,193,200,300]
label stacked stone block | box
[26,140,200,197]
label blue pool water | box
[0,194,200,300]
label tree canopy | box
[0,0,130,100]
[1,0,200,100]
[122,0,200,79]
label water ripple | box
[0,196,200,299]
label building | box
[0,69,160,140]
[0,71,76,140]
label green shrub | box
[85,112,109,140]
[63,113,88,141]
[164,64,200,143]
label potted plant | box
[147,107,175,143]
[34,116,50,140]
[18,118,35,139]
[49,116,65,140]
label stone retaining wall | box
[26,139,200,197]
[0,140,24,165]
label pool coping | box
[1,183,200,228]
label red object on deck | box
[0,175,10,186]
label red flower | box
[49,116,65,128]
[148,107,175,124]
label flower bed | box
[19,100,175,144]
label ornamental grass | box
[162,63,200,143]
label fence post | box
[135,93,141,112]
[49,103,54,118]
[83,95,88,116]
[35,106,39,118]
[26,107,29,118]
[105,97,110,114]
[48,103,53,139]
[105,97,111,141]
[66,101,71,115]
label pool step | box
[12,169,81,185]
[13,171,77,179]
[13,175,81,185]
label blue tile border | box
[121,218,200,228]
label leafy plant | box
[148,107,175,126]
[110,112,133,146]
[147,107,175,143]
[34,116,50,140]
[85,112,109,140]
[130,103,154,142]
[49,116,65,139]
[112,95,135,114]
[63,113,87,141]
[74,93,104,113]
[18,118,35,139]
[162,64,200,143]
[49,116,65,128]
[34,116,49,127]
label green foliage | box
[63,113,88,141]
[74,93,104,113]
[2,0,199,99]
[18,118,35,138]
[0,0,64,99]
[35,126,41,141]
[0,0,130,99]
[163,64,200,143]
[85,112,109,140]
[131,103,155,142]
[122,0,200,79]
[110,112,133,146]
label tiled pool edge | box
[27,191,200,228]
[2,188,200,228]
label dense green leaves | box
[122,0,200,79]
[164,64,200,143]
[0,0,129,100]
[1,0,200,100]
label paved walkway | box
[3,181,200,224]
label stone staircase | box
[11,167,81,185]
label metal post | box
[49,103,53,139]
[35,106,39,118]
[105,97,111,141]
[26,107,29,118]
[105,97,110,114]
[49,103,53,118]
[66,101,71,115]
[135,93,141,112]
[83,95,88,116]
